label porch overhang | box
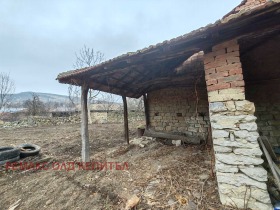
[57,2,280,98]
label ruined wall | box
[90,111,144,124]
[147,87,210,141]
[204,39,271,210]
[246,83,280,146]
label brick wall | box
[204,39,271,210]
[204,39,245,95]
[147,87,210,141]
[246,83,280,146]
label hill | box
[11,92,70,103]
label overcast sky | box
[0,0,241,95]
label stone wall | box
[246,83,280,146]
[147,87,210,141]
[0,115,81,128]
[91,111,144,124]
[204,39,271,210]
[0,111,144,128]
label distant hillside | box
[11,92,70,103]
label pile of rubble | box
[130,136,184,147]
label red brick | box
[215,53,227,61]
[205,60,227,70]
[205,49,226,59]
[214,48,227,57]
[218,74,243,83]
[231,80,245,88]
[226,56,240,64]
[212,39,238,51]
[229,68,243,75]
[204,62,216,70]
[226,50,240,57]
[214,59,228,67]
[216,63,242,72]
[206,79,218,86]
[207,83,231,92]
[204,56,214,65]
[205,72,229,80]
[227,45,239,52]
[205,68,216,75]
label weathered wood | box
[81,84,90,162]
[259,137,280,190]
[143,94,150,129]
[272,162,280,177]
[88,90,93,125]
[144,129,200,144]
[134,76,196,87]
[262,136,278,162]
[122,95,129,144]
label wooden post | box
[143,93,150,129]
[122,95,129,144]
[81,84,90,162]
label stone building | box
[57,1,280,209]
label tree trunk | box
[81,84,90,162]
[122,95,129,144]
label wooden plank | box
[81,84,90,162]
[122,96,129,144]
[272,161,280,177]
[262,136,278,162]
[144,129,200,144]
[143,94,150,129]
[259,137,280,190]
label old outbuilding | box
[57,1,280,209]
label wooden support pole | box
[122,95,129,144]
[143,93,150,129]
[81,84,90,162]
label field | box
[0,122,234,210]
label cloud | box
[0,0,241,95]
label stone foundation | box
[204,39,272,209]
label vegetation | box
[23,93,47,116]
[0,72,15,111]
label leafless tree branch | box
[69,45,105,123]
[0,72,15,111]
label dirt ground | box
[0,122,238,210]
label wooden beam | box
[81,84,90,162]
[143,93,150,129]
[144,129,200,144]
[122,95,129,144]
[134,76,197,88]
[90,66,131,78]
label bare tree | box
[99,92,121,112]
[69,45,105,123]
[127,97,144,112]
[68,85,80,110]
[73,45,104,69]
[0,72,15,111]
[23,93,46,116]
